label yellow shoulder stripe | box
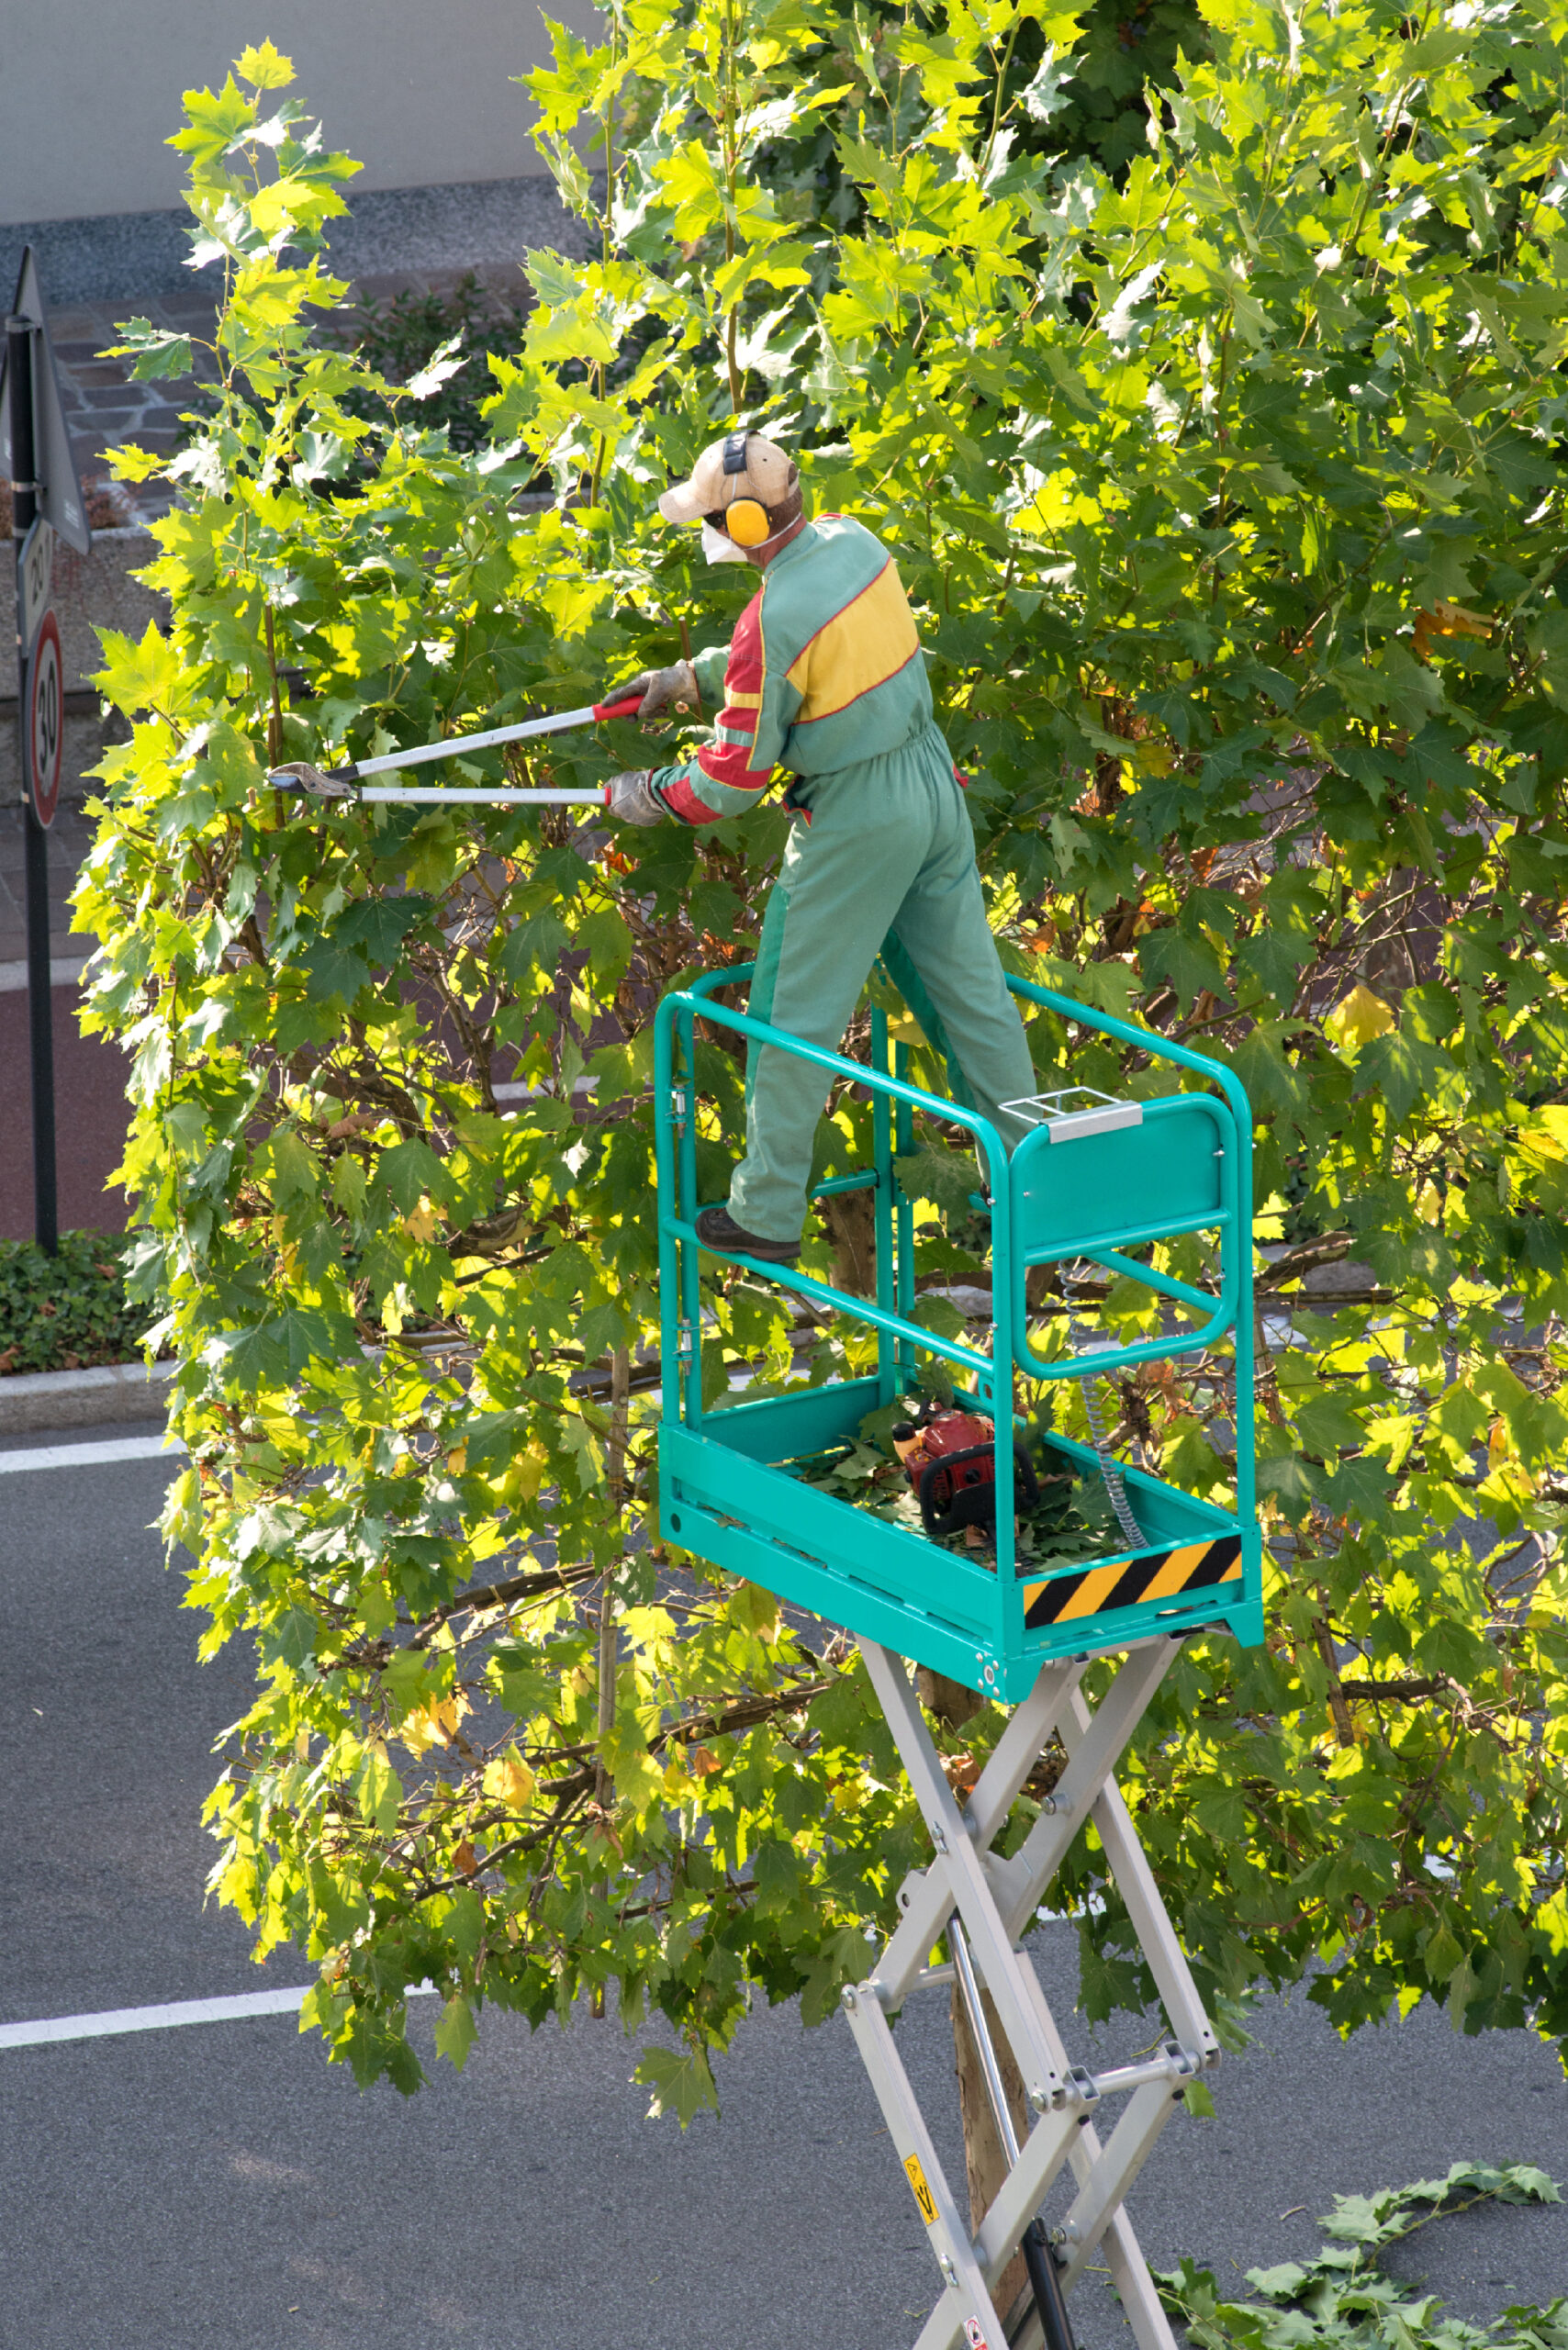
[786,562,920,722]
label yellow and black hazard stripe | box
[1023,1534,1243,1630]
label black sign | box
[0,248,90,554]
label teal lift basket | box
[654,969,1263,1702]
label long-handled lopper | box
[267,690,646,805]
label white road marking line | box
[0,1987,310,2046]
[0,1982,438,2049]
[0,1435,186,1475]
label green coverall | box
[649,513,1036,1245]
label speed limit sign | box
[26,607,62,829]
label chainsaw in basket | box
[889,1404,1040,1541]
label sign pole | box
[8,310,58,1256]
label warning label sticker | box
[963,2321,991,2349]
[902,2153,937,2226]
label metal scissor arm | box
[845,1638,1215,2350]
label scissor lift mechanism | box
[653,969,1261,2350]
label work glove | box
[610,661,699,722]
[606,769,668,827]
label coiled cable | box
[1066,1278,1145,1549]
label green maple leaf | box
[634,2044,720,2128]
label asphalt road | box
[2,1425,1565,2350]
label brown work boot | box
[694,1204,801,1265]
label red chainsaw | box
[890,1404,1040,1540]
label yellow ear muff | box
[725,496,770,547]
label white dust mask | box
[700,520,752,565]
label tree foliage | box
[330,272,532,455]
[1159,2162,1565,2350]
[83,0,1568,2104]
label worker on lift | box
[607,430,1036,1266]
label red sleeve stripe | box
[723,594,766,695]
[662,774,726,823]
[660,590,770,824]
[695,740,772,792]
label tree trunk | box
[819,1182,876,1295]
[922,1668,1030,2327]
[916,1667,983,1729]
[951,1981,1030,2328]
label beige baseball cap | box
[657,431,798,525]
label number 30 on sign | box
[26,607,62,830]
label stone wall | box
[0,1,599,224]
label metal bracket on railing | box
[1001,1086,1143,1142]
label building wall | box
[0,0,599,225]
